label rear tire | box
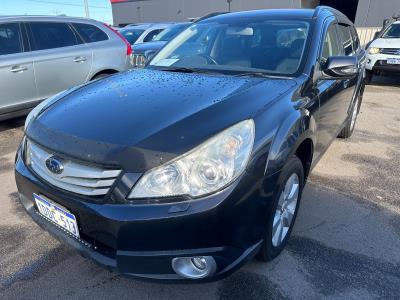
[257,156,304,262]
[92,73,111,81]
[338,91,361,139]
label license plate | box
[34,194,80,238]
[387,58,400,64]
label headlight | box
[129,119,255,199]
[368,47,380,55]
[24,90,67,131]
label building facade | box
[111,0,400,28]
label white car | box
[119,23,172,45]
[365,21,400,82]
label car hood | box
[28,69,296,172]
[369,37,400,48]
[133,41,167,53]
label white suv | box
[365,21,400,82]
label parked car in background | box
[365,20,400,82]
[132,22,191,67]
[0,16,133,121]
[119,23,171,46]
[16,7,365,281]
[118,24,151,45]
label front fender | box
[264,109,316,177]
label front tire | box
[257,156,305,262]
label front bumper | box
[366,53,400,72]
[15,146,269,281]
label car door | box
[27,21,93,100]
[336,23,358,115]
[314,19,350,158]
[0,22,37,112]
[350,24,365,103]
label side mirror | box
[321,56,358,80]
[373,31,381,39]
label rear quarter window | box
[73,23,108,43]
[143,29,164,42]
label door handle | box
[10,66,28,73]
[73,56,87,63]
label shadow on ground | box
[368,74,400,87]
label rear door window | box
[29,22,82,51]
[338,24,354,56]
[73,23,108,43]
[350,26,360,52]
[0,23,23,55]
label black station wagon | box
[15,6,365,281]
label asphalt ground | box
[0,75,399,299]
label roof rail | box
[313,5,350,22]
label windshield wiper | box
[157,67,220,75]
[158,67,197,73]
[234,72,280,79]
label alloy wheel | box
[350,95,360,131]
[272,173,299,247]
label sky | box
[0,0,113,24]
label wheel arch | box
[264,112,316,179]
[293,137,314,179]
[90,69,119,80]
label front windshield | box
[120,28,145,44]
[382,23,400,38]
[153,24,189,42]
[149,20,310,76]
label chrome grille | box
[132,54,146,68]
[380,48,400,55]
[26,140,121,196]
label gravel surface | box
[0,76,399,299]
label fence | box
[356,27,381,47]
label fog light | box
[172,256,217,279]
[191,257,207,270]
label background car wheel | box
[338,92,361,139]
[257,156,304,262]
